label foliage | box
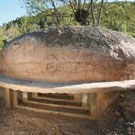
[101,2,135,37]
[22,0,104,26]
[0,28,4,50]
[0,2,135,50]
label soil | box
[0,105,134,134]
[0,109,130,135]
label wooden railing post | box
[10,90,18,108]
[89,93,98,119]
[4,88,11,108]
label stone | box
[0,26,135,83]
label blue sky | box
[0,0,26,26]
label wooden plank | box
[30,96,82,106]
[4,88,11,108]
[32,96,81,103]
[0,76,135,94]
[22,100,88,111]
[10,90,18,108]
[17,106,94,120]
[89,93,98,119]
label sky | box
[0,0,26,26]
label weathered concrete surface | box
[0,76,134,94]
[0,26,135,83]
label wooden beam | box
[89,93,98,119]
[17,106,94,120]
[10,90,18,108]
[4,88,11,108]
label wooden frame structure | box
[1,75,135,119]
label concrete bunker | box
[0,26,135,120]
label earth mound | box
[0,26,135,83]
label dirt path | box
[0,108,133,135]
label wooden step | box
[29,96,82,107]
[17,105,92,120]
[38,93,74,100]
[20,101,89,115]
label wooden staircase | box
[18,93,91,119]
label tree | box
[0,1,134,52]
[101,2,135,37]
[22,0,104,26]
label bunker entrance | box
[2,87,119,120]
[12,91,92,119]
[0,76,134,120]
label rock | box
[0,26,135,83]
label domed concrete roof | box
[0,26,135,83]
